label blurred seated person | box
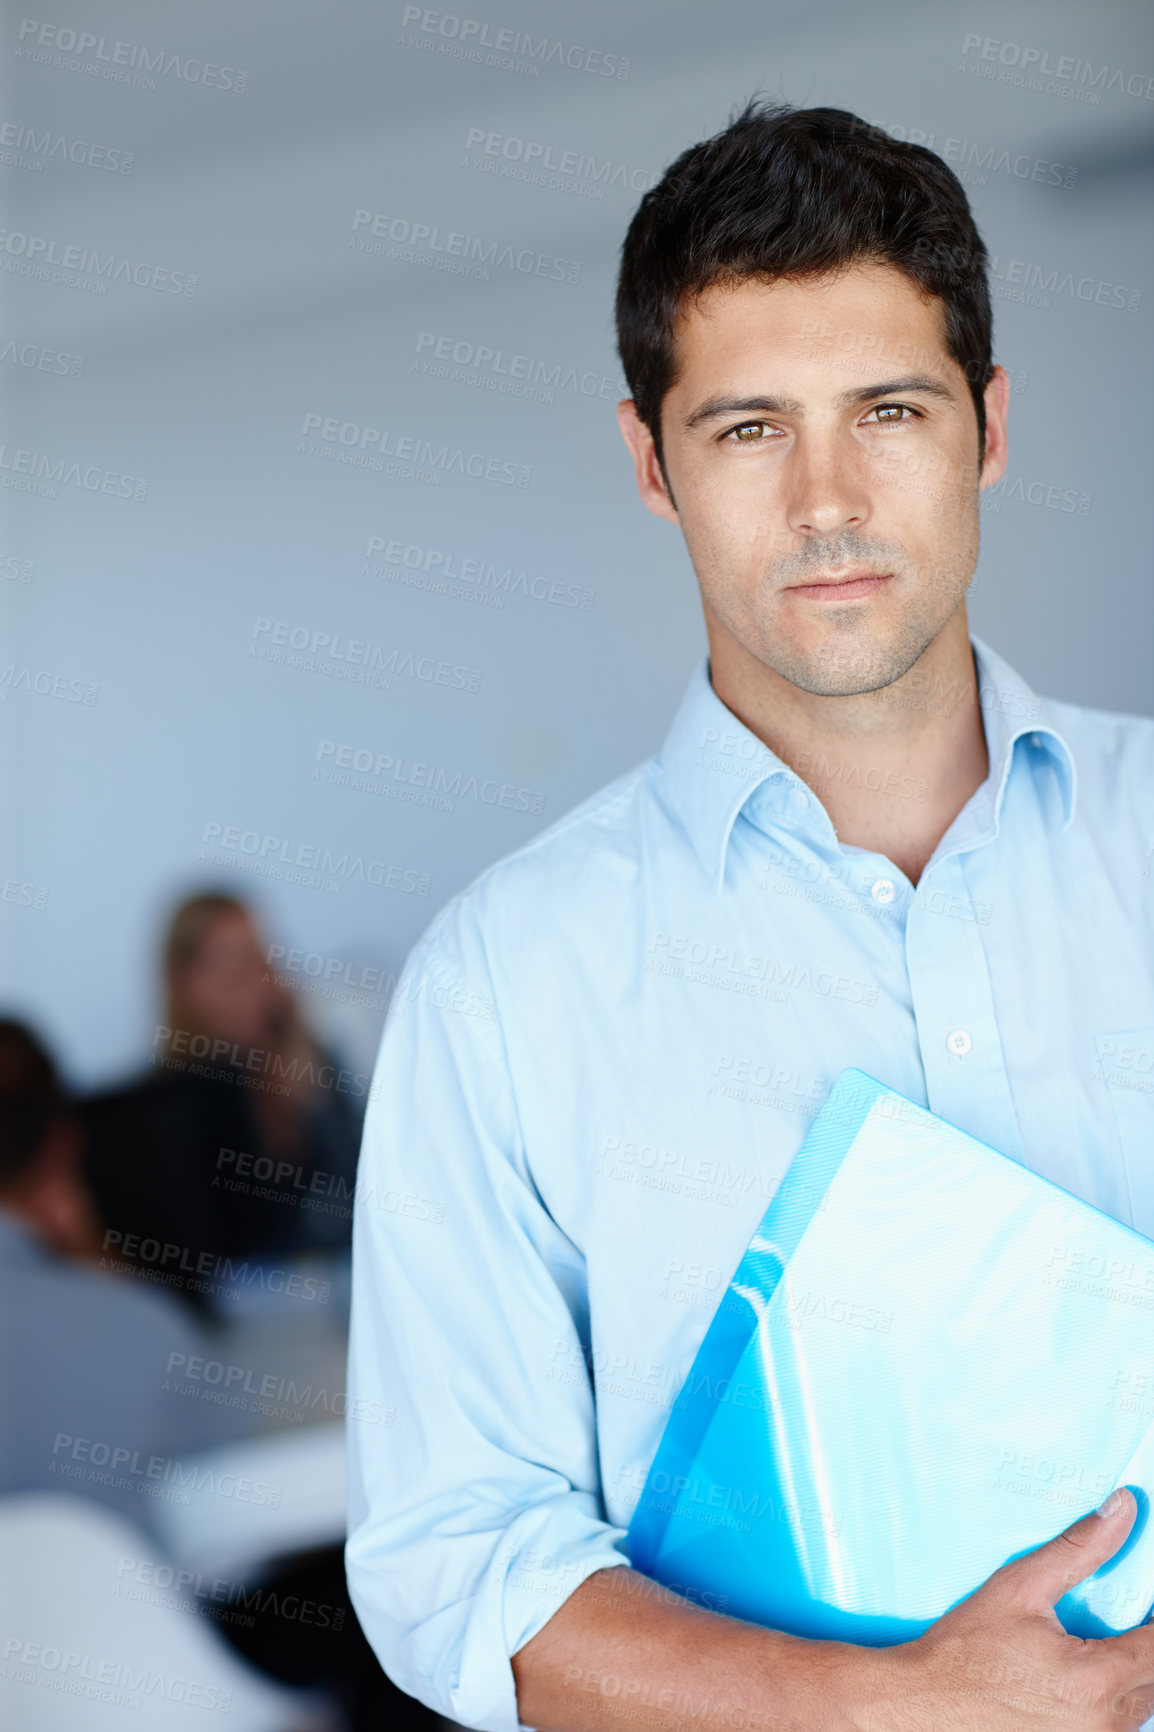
[0,1017,267,1540]
[1,1035,434,1732]
[81,893,363,1316]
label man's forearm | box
[511,1564,884,1732]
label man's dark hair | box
[616,100,994,480]
[0,1017,68,1186]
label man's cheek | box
[873,446,973,509]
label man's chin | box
[760,632,931,700]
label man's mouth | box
[785,570,892,600]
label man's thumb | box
[994,1486,1138,1612]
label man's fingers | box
[1096,1620,1154,1693]
[986,1487,1138,1613]
[1111,1683,1154,1728]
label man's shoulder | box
[415,753,669,960]
[0,1232,206,1355]
[1042,689,1154,775]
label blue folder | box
[627,1068,1154,1641]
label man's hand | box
[513,1489,1154,1732]
[871,1486,1154,1729]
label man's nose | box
[785,436,870,538]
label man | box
[346,102,1154,1729]
[0,1017,264,1536]
[0,1016,436,1731]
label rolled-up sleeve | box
[345,897,629,1730]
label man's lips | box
[785,571,892,600]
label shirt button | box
[946,1029,973,1056]
[871,878,896,904]
[789,787,809,809]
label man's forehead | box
[678,260,937,320]
[669,265,953,382]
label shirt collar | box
[965,631,1076,844]
[658,636,1076,893]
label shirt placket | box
[907,848,1025,1163]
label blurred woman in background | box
[81,892,363,1313]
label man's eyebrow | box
[836,375,957,408]
[683,394,803,429]
[682,374,957,430]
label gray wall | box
[3,0,1152,1086]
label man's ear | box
[616,400,680,524]
[978,364,1010,491]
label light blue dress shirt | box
[346,635,1154,1730]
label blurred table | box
[149,1423,347,1580]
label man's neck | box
[707,611,990,888]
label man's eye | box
[726,421,771,442]
[866,403,917,423]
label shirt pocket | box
[1096,1029,1154,1238]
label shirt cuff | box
[453,1496,632,1730]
